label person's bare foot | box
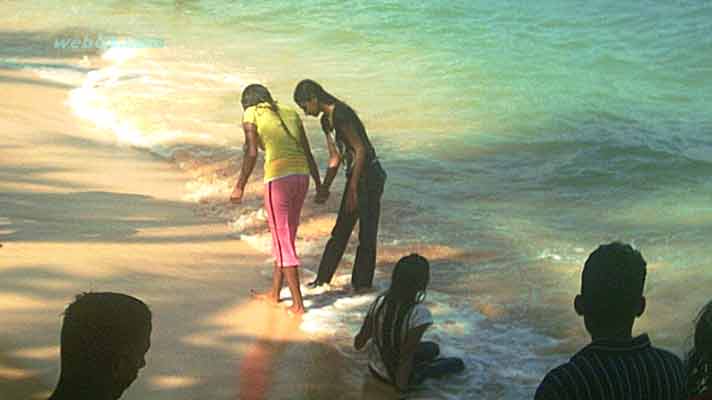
[250,289,279,304]
[286,305,305,317]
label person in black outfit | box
[535,242,685,400]
[293,79,386,291]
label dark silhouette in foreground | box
[48,292,152,400]
[686,300,712,400]
[535,241,685,399]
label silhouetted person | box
[48,292,152,400]
[535,242,685,399]
[686,300,712,400]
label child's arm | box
[354,310,374,350]
[394,324,432,392]
[231,122,259,203]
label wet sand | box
[0,66,395,400]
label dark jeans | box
[314,161,386,289]
[409,341,465,385]
[368,341,465,386]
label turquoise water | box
[3,1,712,398]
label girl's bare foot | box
[250,289,279,304]
[286,305,305,317]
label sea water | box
[2,1,711,398]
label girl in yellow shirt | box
[231,84,321,315]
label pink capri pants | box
[264,174,309,267]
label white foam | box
[0,217,13,236]
[332,295,376,310]
[62,45,247,209]
[228,208,267,232]
[102,47,139,64]
[537,250,562,261]
[293,280,564,397]
[182,180,231,203]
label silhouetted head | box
[293,79,338,117]
[574,242,647,339]
[57,292,152,400]
[694,301,712,359]
[241,84,275,110]
[389,253,430,303]
[686,300,712,396]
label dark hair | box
[686,300,712,396]
[241,83,297,142]
[581,242,646,321]
[241,84,275,110]
[294,79,365,148]
[374,254,430,380]
[293,79,339,106]
[60,292,151,379]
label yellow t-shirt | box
[242,102,310,182]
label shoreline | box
[0,64,393,400]
[1,46,698,399]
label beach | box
[2,1,711,399]
[0,65,399,400]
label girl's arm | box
[338,124,366,213]
[296,120,321,189]
[316,130,341,203]
[231,122,259,203]
[394,324,432,392]
[354,309,374,350]
[322,130,342,189]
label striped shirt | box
[535,334,685,400]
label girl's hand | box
[315,185,330,204]
[230,187,244,204]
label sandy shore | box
[0,66,396,400]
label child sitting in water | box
[354,253,465,391]
[686,300,712,400]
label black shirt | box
[535,334,685,400]
[321,102,377,174]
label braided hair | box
[373,254,430,381]
[686,300,712,396]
